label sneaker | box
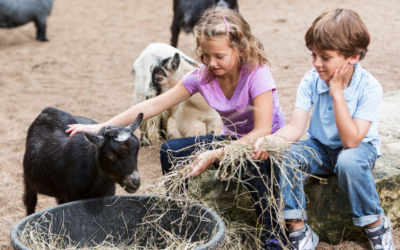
[288,223,319,250]
[365,215,395,250]
[263,238,284,250]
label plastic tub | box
[10,195,225,249]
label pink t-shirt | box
[183,65,285,138]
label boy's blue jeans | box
[277,138,383,227]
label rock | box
[305,150,400,244]
[377,91,400,139]
[189,91,400,244]
[188,170,258,226]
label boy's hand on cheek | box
[328,63,350,98]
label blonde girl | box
[67,6,286,249]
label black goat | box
[23,107,143,215]
[170,0,238,47]
[0,0,54,41]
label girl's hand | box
[66,124,103,137]
[251,136,269,161]
[328,63,351,98]
[186,151,216,178]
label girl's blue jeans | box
[277,138,383,227]
[160,135,285,241]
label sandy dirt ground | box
[1,0,400,249]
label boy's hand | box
[328,63,351,98]
[185,151,215,178]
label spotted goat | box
[132,43,222,146]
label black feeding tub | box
[10,195,225,249]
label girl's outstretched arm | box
[66,80,192,137]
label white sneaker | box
[365,215,395,250]
[288,223,319,250]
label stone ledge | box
[305,150,400,244]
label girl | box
[67,6,286,249]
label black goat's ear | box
[84,132,104,148]
[128,113,144,133]
[170,53,180,71]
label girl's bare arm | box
[66,80,191,136]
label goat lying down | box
[132,43,222,146]
[23,107,143,215]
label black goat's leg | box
[170,15,180,48]
[159,116,169,141]
[34,16,48,42]
[23,179,38,216]
[56,197,65,205]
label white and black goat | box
[132,43,222,146]
[170,0,239,47]
[23,107,143,215]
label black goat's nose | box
[121,172,140,193]
[130,171,140,185]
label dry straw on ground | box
[139,110,169,147]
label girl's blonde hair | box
[194,6,270,81]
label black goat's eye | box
[106,154,115,159]
[157,76,164,82]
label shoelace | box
[288,231,306,250]
[366,227,390,247]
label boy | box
[253,9,394,250]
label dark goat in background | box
[170,0,239,47]
[23,107,143,215]
[0,0,54,41]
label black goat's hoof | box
[36,37,49,42]
[140,141,151,147]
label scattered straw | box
[140,110,168,147]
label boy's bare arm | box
[252,108,309,160]
[330,64,371,149]
[270,108,310,143]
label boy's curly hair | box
[193,6,270,81]
[305,9,370,60]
